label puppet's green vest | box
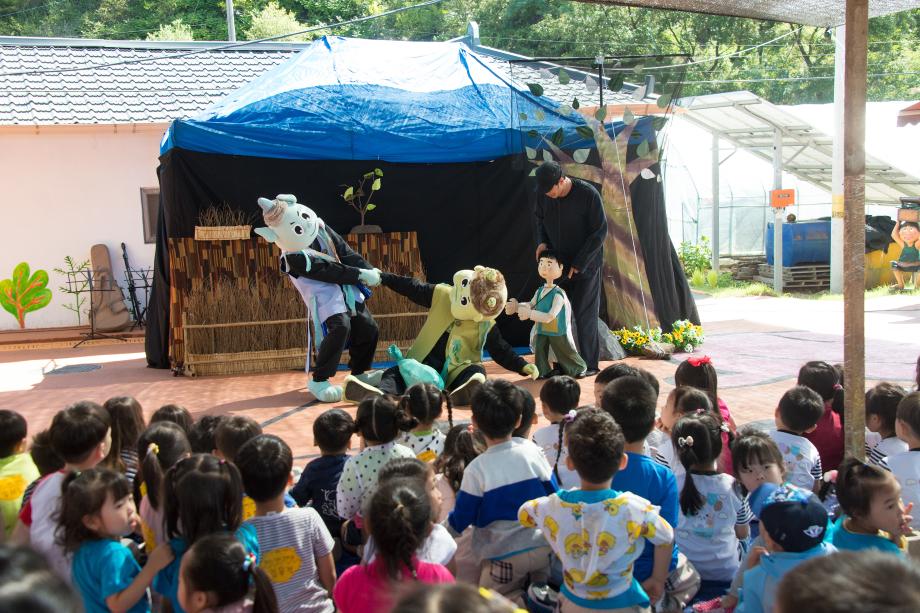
[406,284,494,386]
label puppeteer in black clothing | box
[534,162,607,372]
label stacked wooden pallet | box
[754,263,830,291]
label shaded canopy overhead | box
[160,36,593,163]
[574,0,920,27]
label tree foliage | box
[1,0,917,103]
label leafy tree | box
[245,1,309,41]
[147,18,194,41]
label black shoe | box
[583,368,600,377]
[538,368,562,380]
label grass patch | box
[692,281,920,300]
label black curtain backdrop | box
[145,148,697,368]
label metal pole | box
[773,129,784,294]
[843,0,868,460]
[830,25,846,293]
[225,0,236,42]
[712,132,720,271]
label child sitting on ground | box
[16,401,111,582]
[865,383,908,467]
[18,428,63,512]
[519,408,675,612]
[736,483,835,613]
[186,415,223,454]
[830,457,913,555]
[0,410,38,540]
[659,387,731,482]
[214,416,262,464]
[334,479,454,613]
[674,355,737,441]
[601,376,701,611]
[399,383,453,463]
[59,468,174,613]
[671,414,752,603]
[885,391,920,530]
[136,421,191,552]
[532,375,582,489]
[101,396,146,484]
[769,385,825,492]
[150,405,193,435]
[797,361,845,472]
[178,532,278,613]
[448,378,555,603]
[291,408,354,571]
[512,386,539,441]
[237,434,335,612]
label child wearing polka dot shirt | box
[399,383,453,463]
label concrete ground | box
[2,293,918,462]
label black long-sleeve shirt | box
[380,272,528,375]
[280,226,372,285]
[534,178,607,273]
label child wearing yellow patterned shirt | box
[519,408,674,612]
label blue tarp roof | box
[160,36,596,163]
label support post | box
[711,133,720,271]
[830,25,845,294]
[225,0,236,42]
[773,129,784,294]
[843,0,868,460]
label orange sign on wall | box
[770,189,796,208]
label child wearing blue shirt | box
[601,375,701,610]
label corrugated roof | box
[677,90,920,203]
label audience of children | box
[797,361,846,471]
[5,352,920,613]
[0,544,83,612]
[532,375,582,490]
[770,385,825,491]
[518,407,675,612]
[865,382,908,466]
[399,383,453,463]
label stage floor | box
[2,292,918,463]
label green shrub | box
[690,269,707,286]
[678,236,712,276]
[706,269,720,287]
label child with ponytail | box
[674,355,737,435]
[58,468,174,613]
[399,383,453,463]
[532,375,581,489]
[334,478,454,613]
[671,414,752,601]
[659,387,734,479]
[179,532,278,613]
[136,421,191,552]
[797,360,846,471]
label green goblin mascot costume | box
[255,194,383,403]
[343,266,539,406]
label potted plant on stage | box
[194,204,252,240]
[342,168,383,234]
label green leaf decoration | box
[542,149,554,162]
[363,171,375,180]
[535,109,545,121]
[371,178,381,191]
[608,73,625,91]
[637,140,650,157]
[576,126,595,140]
[374,168,383,177]
[525,146,537,159]
[519,112,528,121]
[527,83,544,97]
[0,262,52,329]
[343,186,354,201]
[557,68,570,85]
[573,149,590,163]
[594,107,607,122]
[652,116,668,131]
[656,94,672,108]
[572,97,580,110]
[366,204,376,211]
[550,128,564,146]
[623,108,635,125]
[529,168,537,177]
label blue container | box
[765,220,831,266]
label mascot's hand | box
[505,298,519,316]
[522,364,539,380]
[517,303,532,321]
[358,268,382,287]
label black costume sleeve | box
[380,272,435,308]
[485,325,529,375]
[326,226,373,269]
[534,196,552,249]
[281,253,361,285]
[571,189,607,272]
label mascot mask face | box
[254,194,320,252]
[450,266,508,322]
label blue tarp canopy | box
[161,36,593,163]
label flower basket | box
[194,225,251,241]
[663,320,705,353]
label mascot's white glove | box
[505,298,519,316]
[358,268,382,287]
[517,303,532,321]
[522,363,539,380]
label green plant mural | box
[53,256,90,325]
[0,263,52,328]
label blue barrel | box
[765,220,831,266]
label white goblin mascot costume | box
[255,194,382,402]
[344,267,539,405]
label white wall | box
[0,124,164,330]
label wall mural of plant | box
[54,256,90,325]
[0,262,52,328]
